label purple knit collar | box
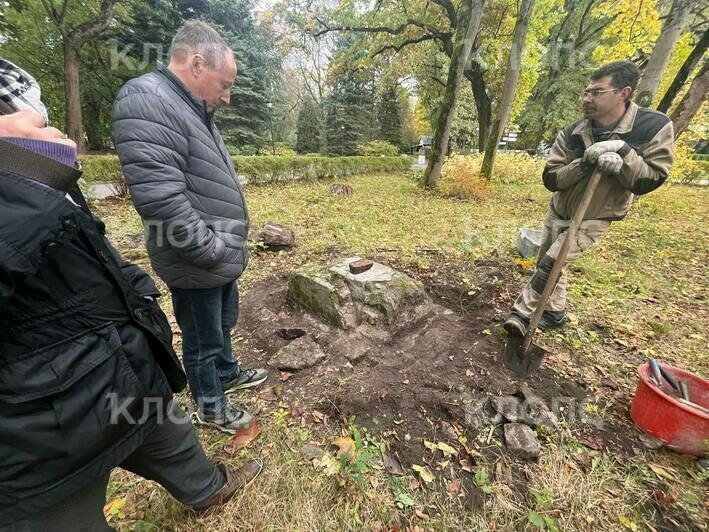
[1,137,78,168]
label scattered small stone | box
[276,327,306,340]
[491,395,522,423]
[504,423,540,460]
[300,444,325,459]
[639,433,664,450]
[269,335,327,370]
[252,223,295,251]
[349,258,374,275]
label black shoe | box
[539,311,566,330]
[222,368,268,395]
[195,403,254,434]
[503,314,529,337]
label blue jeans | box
[171,282,241,415]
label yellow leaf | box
[412,464,434,483]
[314,453,341,476]
[513,257,536,269]
[648,463,679,482]
[437,442,458,457]
[332,437,356,460]
[618,516,639,531]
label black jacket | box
[0,140,186,524]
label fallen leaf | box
[273,383,283,397]
[651,489,678,507]
[437,442,458,457]
[226,421,262,452]
[414,508,430,521]
[648,463,679,482]
[465,369,475,377]
[409,478,421,490]
[411,464,434,484]
[260,386,278,401]
[402,379,410,385]
[279,371,294,382]
[332,436,356,460]
[619,515,639,531]
[103,497,126,521]
[312,410,326,423]
[383,450,405,475]
[379,389,389,400]
[313,452,340,476]
[447,478,461,494]
[579,435,604,450]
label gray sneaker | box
[195,403,254,434]
[223,368,268,395]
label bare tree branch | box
[431,0,457,26]
[373,33,440,56]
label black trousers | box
[8,402,224,531]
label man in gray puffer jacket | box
[113,21,267,434]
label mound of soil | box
[236,257,640,470]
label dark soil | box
[236,256,641,471]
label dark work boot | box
[191,459,263,512]
[538,311,566,330]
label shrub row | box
[79,154,411,186]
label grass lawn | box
[92,169,708,531]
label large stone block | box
[287,266,348,328]
[287,257,427,329]
[329,257,426,325]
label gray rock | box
[329,256,426,325]
[329,332,372,363]
[269,335,327,370]
[300,444,325,459]
[491,395,523,423]
[504,423,541,459]
[287,258,427,329]
[252,223,295,250]
[288,266,348,328]
[516,228,542,258]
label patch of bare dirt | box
[236,257,641,472]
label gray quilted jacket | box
[112,64,249,289]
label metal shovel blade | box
[503,334,548,378]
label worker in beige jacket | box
[505,60,674,337]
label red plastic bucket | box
[630,363,708,456]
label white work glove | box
[596,151,623,175]
[583,139,626,165]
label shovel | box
[504,168,605,377]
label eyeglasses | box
[583,88,618,98]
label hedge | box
[79,154,411,185]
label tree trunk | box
[422,0,485,188]
[657,29,708,113]
[636,0,693,107]
[670,61,708,139]
[64,44,84,152]
[466,59,491,152]
[480,0,535,179]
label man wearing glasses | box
[504,60,674,338]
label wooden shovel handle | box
[522,169,605,351]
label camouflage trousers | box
[513,208,611,320]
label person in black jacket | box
[0,69,262,530]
